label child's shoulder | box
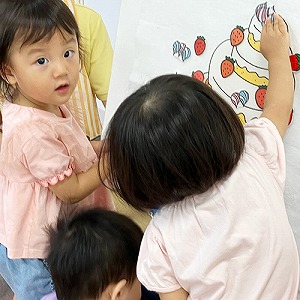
[3,101,54,127]
[244,117,283,158]
[3,103,70,138]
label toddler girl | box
[0,0,114,299]
[102,15,299,299]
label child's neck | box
[13,91,62,117]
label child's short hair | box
[47,208,143,300]
[0,0,81,98]
[103,74,245,210]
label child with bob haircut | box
[0,0,114,298]
[102,14,299,300]
[44,208,159,300]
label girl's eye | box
[64,50,74,58]
[36,57,49,65]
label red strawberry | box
[289,54,300,71]
[220,57,235,78]
[255,86,267,109]
[192,70,204,82]
[230,26,245,46]
[194,36,206,56]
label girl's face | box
[5,30,80,111]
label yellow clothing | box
[63,0,113,139]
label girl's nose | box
[53,60,68,78]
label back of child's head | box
[0,0,80,99]
[103,74,245,210]
[47,208,143,300]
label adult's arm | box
[76,4,113,105]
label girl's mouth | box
[55,84,69,95]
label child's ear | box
[2,65,17,85]
[111,279,127,300]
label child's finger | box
[264,17,272,33]
[277,14,288,34]
[261,23,267,36]
[272,14,280,32]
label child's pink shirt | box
[137,118,299,299]
[0,101,114,259]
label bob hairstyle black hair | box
[0,0,81,99]
[47,208,143,300]
[102,74,245,211]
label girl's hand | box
[90,139,108,156]
[260,14,290,62]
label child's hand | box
[90,139,108,156]
[260,14,290,62]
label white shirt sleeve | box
[244,117,286,189]
[137,220,182,294]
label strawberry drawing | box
[230,26,245,46]
[192,70,204,82]
[220,57,235,78]
[255,86,267,109]
[194,36,206,56]
[289,53,300,71]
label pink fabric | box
[0,101,114,259]
[137,118,299,299]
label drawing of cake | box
[207,2,281,124]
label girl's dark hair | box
[47,208,143,300]
[0,0,81,99]
[103,74,245,211]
